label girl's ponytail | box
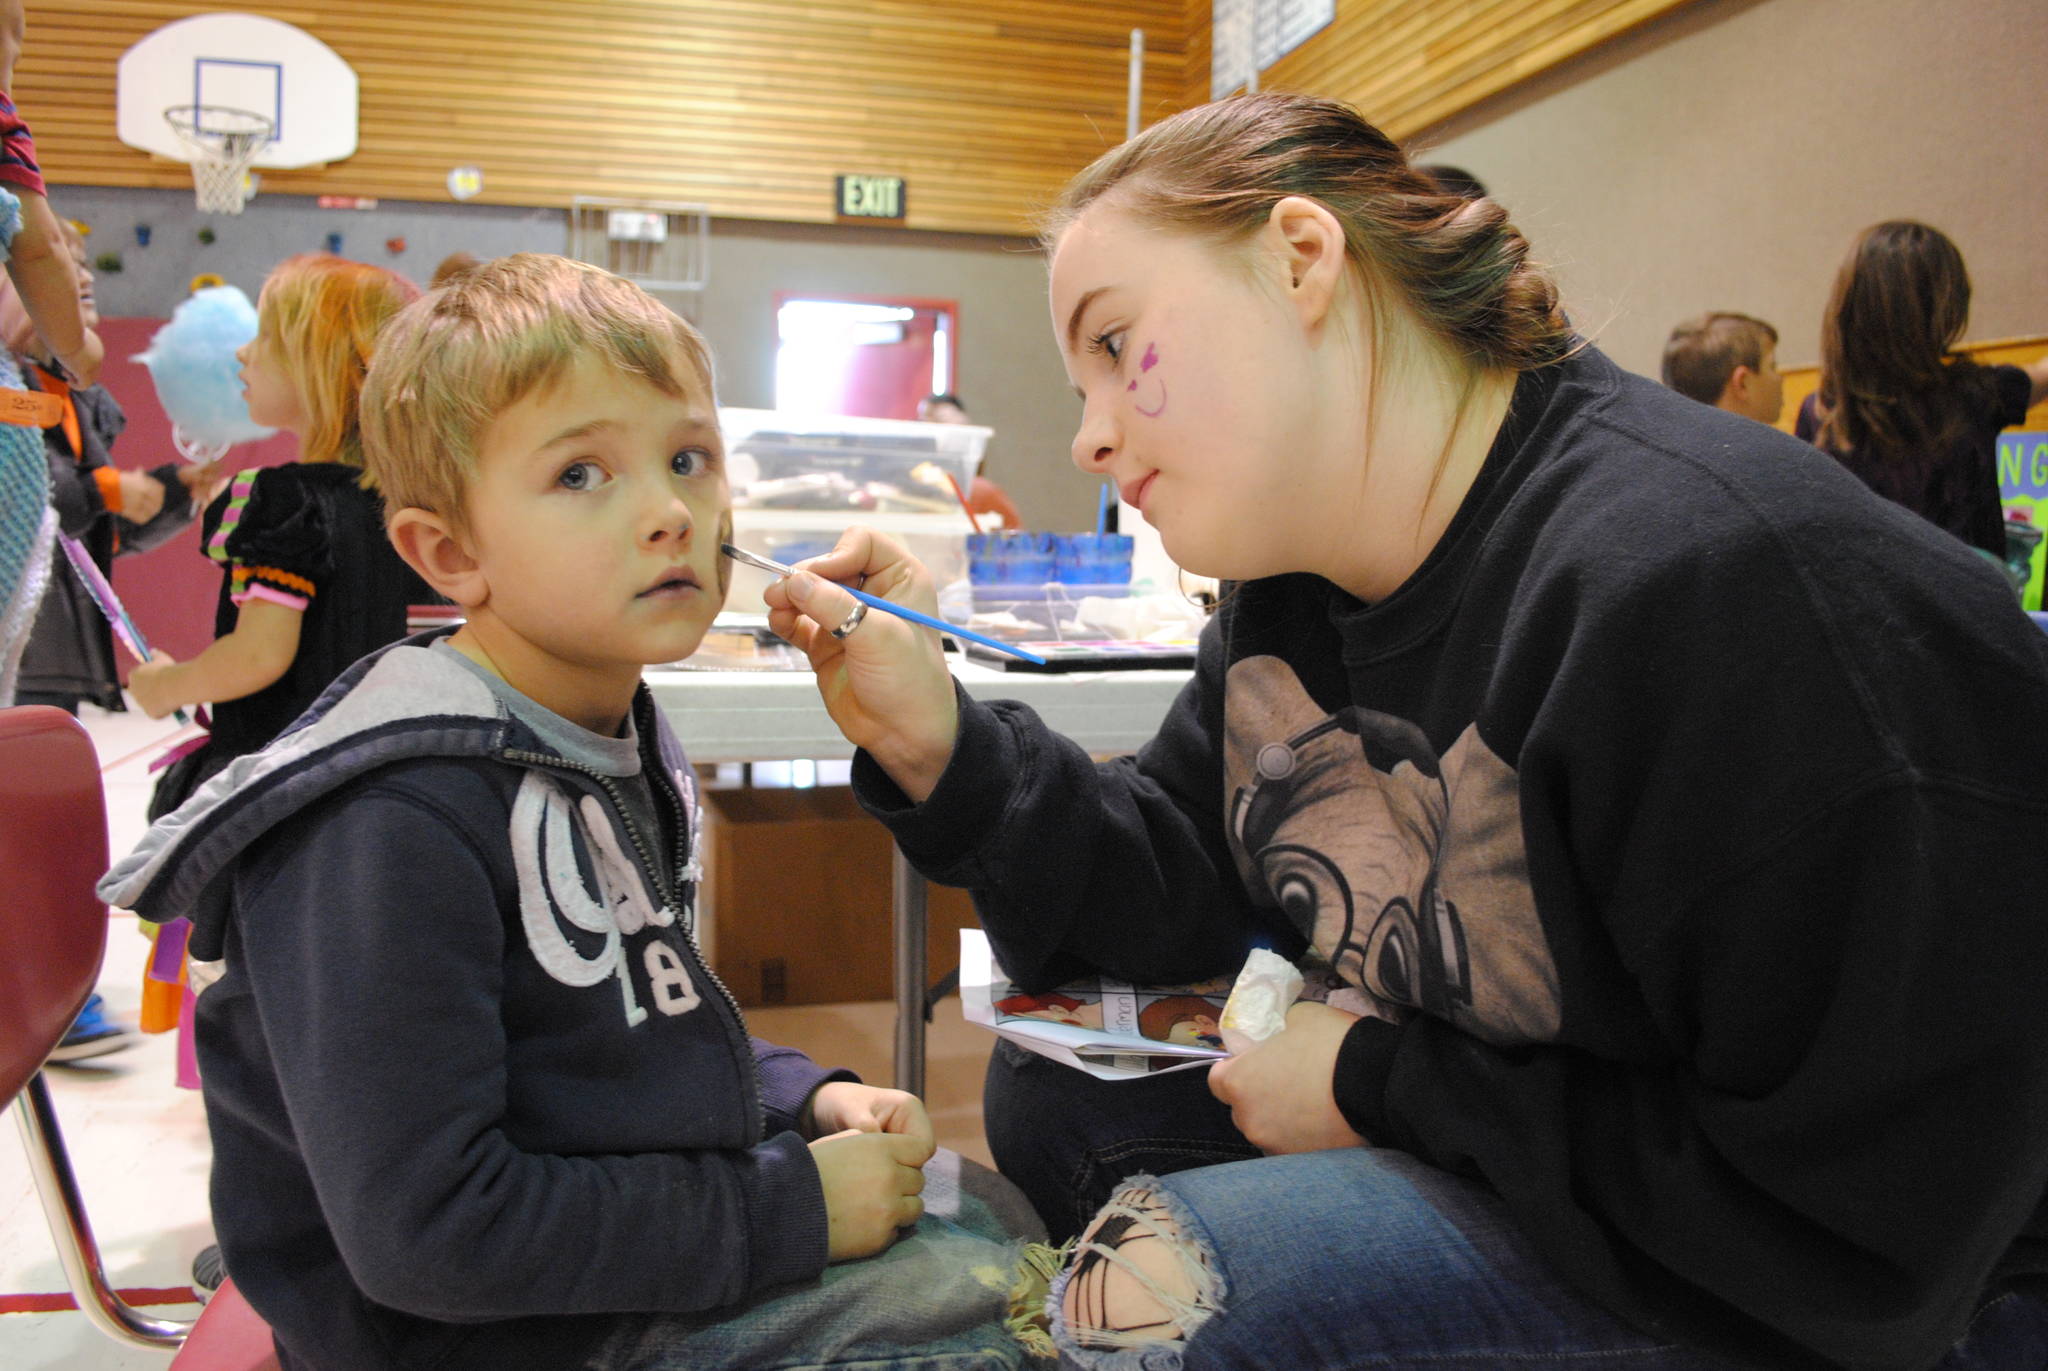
[1044,92,1572,376]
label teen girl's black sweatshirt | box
[858,347,2048,1369]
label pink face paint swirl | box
[1128,341,1167,416]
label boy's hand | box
[808,1128,931,1261]
[805,1080,934,1150]
[117,469,167,524]
[127,651,182,719]
[762,527,959,802]
[1206,1001,1369,1155]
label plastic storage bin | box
[718,409,992,616]
[721,408,990,514]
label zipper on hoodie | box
[502,745,763,1137]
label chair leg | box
[14,1070,193,1349]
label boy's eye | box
[557,460,608,491]
[672,447,713,478]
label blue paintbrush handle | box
[722,540,1047,664]
[843,585,1047,664]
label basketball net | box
[164,106,273,215]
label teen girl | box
[1797,219,2048,561]
[130,254,429,816]
[766,93,2048,1370]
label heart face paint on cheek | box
[1126,341,1168,417]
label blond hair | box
[359,253,713,530]
[1661,312,1778,406]
[255,254,421,472]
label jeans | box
[983,1041,2048,1371]
[585,1149,1045,1370]
[985,1039,1260,1245]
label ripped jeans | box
[984,1040,2048,1371]
[584,1148,1044,1370]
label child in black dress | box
[129,254,428,817]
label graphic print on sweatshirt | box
[1223,655,1561,1044]
[510,771,702,1028]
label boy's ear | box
[1263,195,1346,330]
[1720,364,1755,409]
[387,507,488,609]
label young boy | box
[1659,310,1784,426]
[99,255,1042,1371]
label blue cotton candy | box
[133,286,276,451]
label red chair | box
[1,705,280,1370]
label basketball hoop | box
[163,105,273,214]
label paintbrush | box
[722,542,1047,665]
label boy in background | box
[101,255,1042,1371]
[15,217,218,720]
[1661,310,1785,425]
[0,0,104,704]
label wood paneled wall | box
[1194,0,1699,140]
[31,1,1708,231]
[25,1,1186,235]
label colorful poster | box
[1998,430,2047,611]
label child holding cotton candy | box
[129,254,430,819]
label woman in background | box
[1798,219,2048,558]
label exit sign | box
[836,174,906,221]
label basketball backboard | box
[116,13,358,169]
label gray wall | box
[52,185,1094,530]
[1409,0,2048,378]
[689,219,1088,531]
[45,186,567,313]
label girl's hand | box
[805,1081,935,1150]
[126,650,182,719]
[1206,1002,1369,1155]
[761,527,960,802]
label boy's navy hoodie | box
[100,633,848,1371]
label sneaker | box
[48,994,138,1063]
[191,1244,226,1305]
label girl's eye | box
[672,447,713,478]
[557,460,606,491]
[1087,328,1125,365]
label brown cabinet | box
[699,786,980,1008]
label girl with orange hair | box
[132,254,427,816]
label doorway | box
[773,293,957,419]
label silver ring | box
[829,601,869,639]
